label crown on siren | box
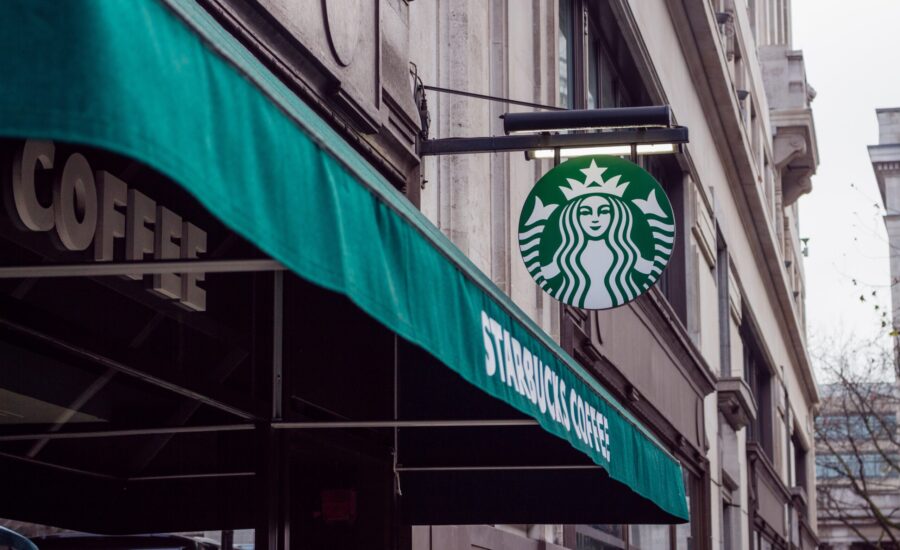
[560,159,630,201]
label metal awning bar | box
[0,318,258,421]
[421,84,566,112]
[0,424,255,442]
[0,419,539,441]
[128,471,256,481]
[271,419,539,429]
[0,258,284,279]
[396,465,600,472]
[0,449,117,480]
[419,127,688,156]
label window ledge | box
[717,376,758,430]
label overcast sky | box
[793,0,900,359]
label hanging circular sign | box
[518,156,676,310]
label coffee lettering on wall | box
[10,139,208,312]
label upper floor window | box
[792,432,808,491]
[586,16,630,109]
[557,0,650,111]
[816,413,898,441]
[556,0,690,328]
[816,452,900,480]
[744,324,774,461]
[644,155,688,325]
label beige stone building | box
[871,108,900,346]
[411,0,819,548]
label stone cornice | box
[869,144,900,164]
[868,144,900,205]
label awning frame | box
[0,0,690,522]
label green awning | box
[0,0,688,522]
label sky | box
[793,0,900,358]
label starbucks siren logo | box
[518,156,675,310]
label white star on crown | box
[560,159,630,200]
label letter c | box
[12,140,55,231]
[570,389,582,440]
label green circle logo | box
[518,156,675,310]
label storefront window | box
[816,452,900,479]
[643,155,687,325]
[0,139,275,418]
[629,524,670,549]
[674,470,694,550]
[816,412,898,440]
[745,325,775,461]
[593,524,624,539]
[599,51,620,108]
[722,500,734,550]
[588,33,599,109]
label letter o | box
[54,153,98,251]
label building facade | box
[410,0,818,548]
[871,108,900,354]
[0,0,818,549]
[812,108,900,548]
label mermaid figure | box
[539,194,653,309]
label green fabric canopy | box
[0,0,688,521]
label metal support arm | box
[419,127,688,156]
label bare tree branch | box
[815,336,900,545]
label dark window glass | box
[599,50,619,108]
[575,525,626,550]
[744,326,774,461]
[588,32,599,109]
[644,156,687,325]
[0,138,273,482]
[675,469,695,549]
[816,413,898,440]
[717,230,731,376]
[559,0,575,108]
[793,435,808,490]
[629,524,671,550]
[816,452,899,479]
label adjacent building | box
[813,107,900,548]
[816,383,900,549]
[870,108,900,359]
[0,0,819,549]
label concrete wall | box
[411,0,559,337]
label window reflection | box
[559,0,574,108]
[629,524,670,549]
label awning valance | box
[0,0,688,522]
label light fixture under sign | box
[525,142,677,160]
